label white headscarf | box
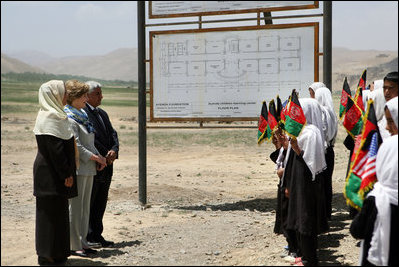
[297,124,327,180]
[368,87,390,140]
[367,135,398,266]
[309,82,326,93]
[373,79,384,91]
[368,87,386,121]
[363,90,370,111]
[33,80,73,140]
[385,96,398,128]
[315,87,338,145]
[299,98,327,151]
[297,99,327,180]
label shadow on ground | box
[65,240,141,266]
[175,196,278,212]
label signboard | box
[150,23,319,121]
[149,1,318,18]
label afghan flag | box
[357,69,367,91]
[279,98,290,130]
[276,95,283,122]
[343,96,363,139]
[284,90,306,138]
[339,77,352,119]
[268,99,279,133]
[355,69,367,113]
[257,101,269,145]
[358,99,379,145]
[344,134,364,209]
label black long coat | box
[33,135,77,198]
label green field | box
[1,78,148,114]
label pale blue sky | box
[1,1,398,58]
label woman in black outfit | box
[33,80,78,265]
[350,113,398,265]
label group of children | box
[269,71,398,266]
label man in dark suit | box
[84,81,119,248]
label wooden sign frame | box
[149,1,319,19]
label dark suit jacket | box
[84,104,119,180]
[33,135,78,198]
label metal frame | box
[138,1,332,205]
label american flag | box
[353,132,378,181]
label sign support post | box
[138,1,147,205]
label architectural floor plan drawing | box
[151,25,317,120]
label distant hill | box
[1,53,46,74]
[4,48,143,82]
[2,47,397,85]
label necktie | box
[93,108,106,130]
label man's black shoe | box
[99,239,114,248]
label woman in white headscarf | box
[384,96,398,136]
[308,81,326,98]
[314,87,338,220]
[350,134,398,266]
[368,83,390,140]
[33,80,78,265]
[284,98,328,266]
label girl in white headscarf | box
[308,82,326,98]
[314,87,338,146]
[368,85,390,140]
[384,96,398,135]
[299,98,327,152]
[284,98,328,266]
[33,80,78,265]
[350,134,398,266]
[314,87,338,220]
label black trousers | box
[299,232,318,266]
[36,196,70,260]
[325,146,335,219]
[87,168,112,242]
[285,229,299,255]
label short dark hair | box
[384,71,398,84]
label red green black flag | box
[257,101,269,144]
[339,77,352,119]
[279,97,290,130]
[284,90,306,138]
[355,69,367,113]
[276,95,283,122]
[343,96,363,139]
[268,99,279,133]
[357,69,367,92]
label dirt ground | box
[1,105,360,266]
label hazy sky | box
[1,1,398,58]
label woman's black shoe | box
[70,250,88,257]
[38,256,55,265]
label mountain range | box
[1,47,397,90]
